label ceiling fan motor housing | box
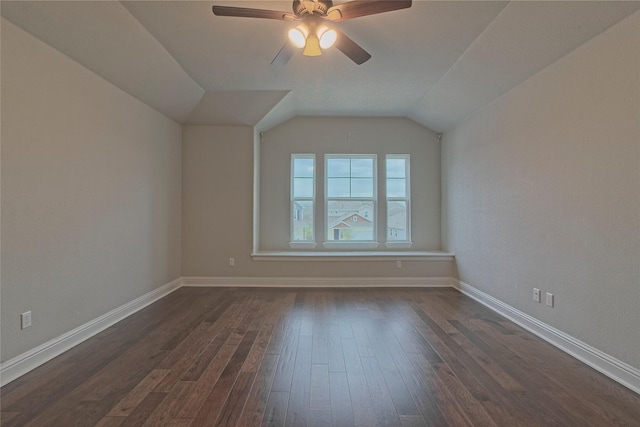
[293,0,334,17]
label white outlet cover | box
[533,288,541,303]
[21,311,32,329]
[546,292,554,307]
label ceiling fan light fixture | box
[303,34,322,56]
[288,25,308,48]
[318,26,337,49]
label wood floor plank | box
[2,287,640,427]
[107,369,170,416]
[241,321,275,373]
[236,354,279,426]
[179,327,232,382]
[94,415,126,427]
[311,324,329,365]
[264,391,289,427]
[285,335,313,426]
[327,323,346,373]
[364,319,420,416]
[271,317,302,392]
[329,371,355,427]
[448,319,525,392]
[119,392,167,427]
[432,363,497,427]
[308,409,333,427]
[400,414,427,427]
[383,333,448,426]
[341,338,378,427]
[191,330,258,425]
[172,343,237,420]
[360,356,402,427]
[213,371,256,426]
[142,381,193,426]
[310,364,331,411]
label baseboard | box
[0,278,182,387]
[181,276,455,288]
[453,279,640,395]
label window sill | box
[385,241,414,249]
[251,250,454,261]
[288,241,318,249]
[322,242,380,250]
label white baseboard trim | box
[181,276,454,288]
[0,278,182,387]
[453,279,640,395]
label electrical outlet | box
[229,257,235,267]
[533,288,541,303]
[395,260,402,269]
[21,311,32,329]
[546,292,554,307]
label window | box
[326,155,376,242]
[386,155,410,242]
[291,155,315,242]
[288,153,411,248]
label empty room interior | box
[1,1,639,425]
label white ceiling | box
[2,1,639,132]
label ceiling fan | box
[212,0,412,65]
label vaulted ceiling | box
[2,1,639,132]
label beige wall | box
[1,19,182,362]
[182,123,453,278]
[259,117,442,251]
[442,11,640,369]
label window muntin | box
[386,155,410,242]
[291,155,315,242]
[326,155,376,241]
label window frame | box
[323,154,378,248]
[385,154,412,248]
[290,154,316,248]
[288,152,413,250]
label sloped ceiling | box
[2,1,639,132]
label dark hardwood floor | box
[2,287,639,426]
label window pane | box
[386,158,406,178]
[351,178,373,197]
[292,201,314,241]
[293,158,314,177]
[351,158,373,177]
[293,178,314,198]
[327,159,350,177]
[327,200,374,241]
[327,178,350,197]
[387,201,407,241]
[386,178,406,198]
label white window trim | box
[286,152,416,251]
[322,241,380,250]
[289,154,315,247]
[289,241,318,249]
[385,154,412,246]
[324,154,377,244]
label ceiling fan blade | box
[212,5,297,21]
[272,43,296,66]
[335,30,371,65]
[326,0,412,22]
